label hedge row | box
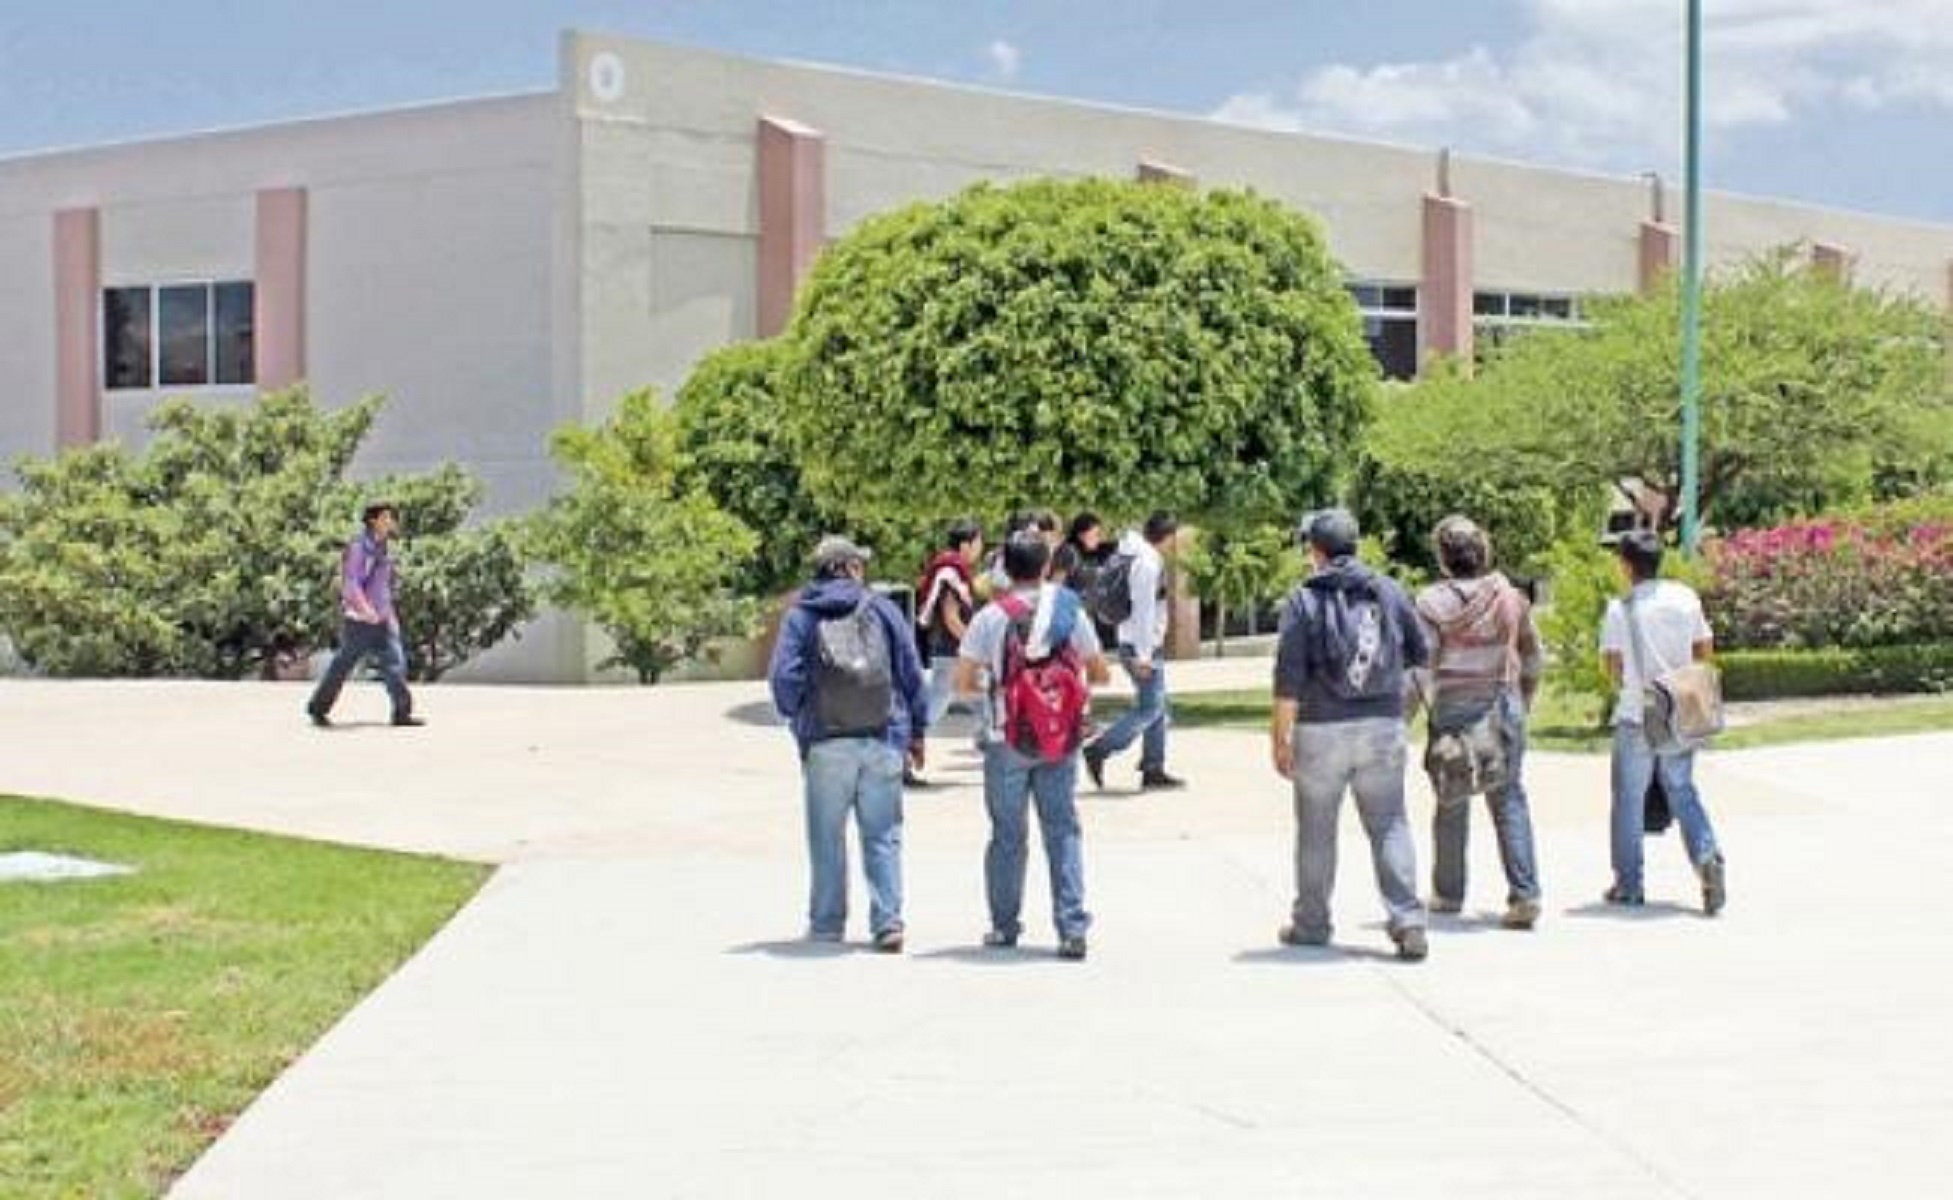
[1719,643,1953,700]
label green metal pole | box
[1679,0,1704,553]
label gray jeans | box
[1291,717,1425,940]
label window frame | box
[1347,279,1421,381]
[100,278,257,394]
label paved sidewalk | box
[2,679,1949,1197]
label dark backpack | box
[1084,552,1136,627]
[1304,580,1404,701]
[997,593,1091,763]
[812,599,893,739]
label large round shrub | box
[673,339,831,597]
[782,178,1377,559]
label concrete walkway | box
[2,677,1949,1197]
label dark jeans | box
[308,619,412,721]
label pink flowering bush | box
[1704,512,1953,650]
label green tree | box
[780,178,1378,566]
[1181,524,1306,657]
[672,338,832,597]
[0,388,531,679]
[1355,251,1948,573]
[528,389,761,683]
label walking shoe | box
[1057,936,1089,961]
[306,708,331,728]
[872,928,905,954]
[806,928,844,944]
[1501,899,1542,931]
[902,769,932,790]
[1428,895,1464,915]
[1699,856,1727,917]
[1137,769,1187,791]
[1278,923,1331,948]
[982,929,1018,949]
[1082,743,1108,790]
[391,715,427,728]
[1391,926,1429,962]
[1603,884,1645,907]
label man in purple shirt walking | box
[306,502,422,728]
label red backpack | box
[996,592,1090,763]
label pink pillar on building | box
[756,116,827,337]
[1638,221,1680,294]
[52,207,102,448]
[1419,194,1474,373]
[255,188,308,390]
[1137,159,1195,188]
[1811,241,1851,282]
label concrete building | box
[3,31,1951,681]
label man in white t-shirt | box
[1597,530,1727,916]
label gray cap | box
[812,534,873,572]
[1300,507,1361,556]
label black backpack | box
[1302,580,1403,701]
[1084,552,1137,627]
[812,600,893,739]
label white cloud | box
[1211,0,1953,174]
[986,39,1022,81]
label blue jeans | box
[308,619,412,720]
[982,745,1090,940]
[1094,647,1168,772]
[1432,691,1540,905]
[1291,718,1424,940]
[925,655,963,728]
[1610,723,1721,896]
[802,737,905,938]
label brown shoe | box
[1501,899,1542,930]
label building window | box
[1348,282,1419,381]
[1473,290,1586,355]
[102,281,255,391]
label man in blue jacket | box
[768,536,929,952]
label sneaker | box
[1057,936,1089,961]
[1699,856,1727,917]
[1082,744,1108,790]
[1603,884,1645,907]
[1428,895,1464,916]
[391,715,426,728]
[872,928,905,954]
[902,770,932,790]
[982,929,1018,949]
[1391,926,1429,962]
[1137,769,1186,791]
[1501,898,1542,931]
[1278,923,1331,948]
[306,708,331,728]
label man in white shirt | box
[1083,510,1186,791]
[1598,529,1727,915]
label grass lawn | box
[1115,686,1953,753]
[0,798,488,1199]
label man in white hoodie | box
[1082,510,1186,791]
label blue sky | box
[3,1,1948,223]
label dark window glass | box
[214,281,255,385]
[1381,286,1417,312]
[1364,315,1419,381]
[1541,296,1574,320]
[158,285,211,387]
[1509,293,1544,318]
[103,287,151,390]
[1347,284,1382,309]
[1473,291,1504,316]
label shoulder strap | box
[1622,589,1654,687]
